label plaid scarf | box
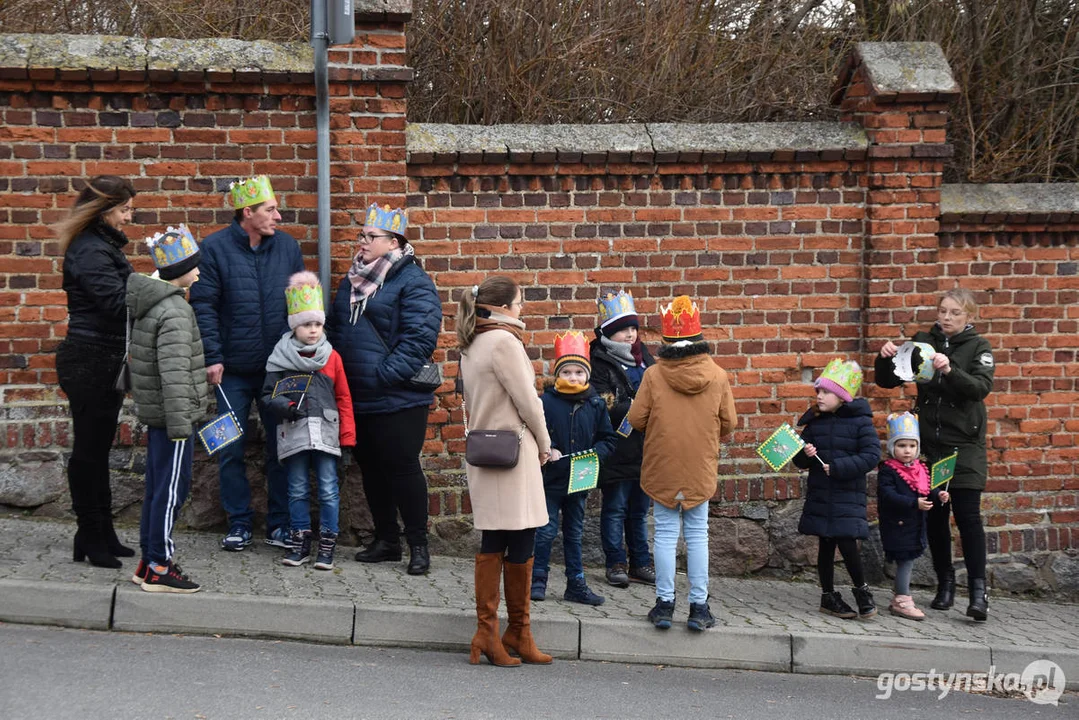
[347,243,414,323]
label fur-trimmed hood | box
[654,342,717,396]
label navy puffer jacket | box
[189,221,304,374]
[877,462,941,562]
[794,398,881,539]
[328,255,442,416]
[588,337,655,485]
[540,384,618,493]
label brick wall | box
[1,24,1077,592]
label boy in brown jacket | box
[627,296,737,631]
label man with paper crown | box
[589,290,657,589]
[190,176,304,553]
[627,296,736,631]
[126,225,209,591]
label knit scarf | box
[473,309,524,342]
[600,335,644,367]
[266,331,333,373]
[885,458,930,496]
[347,243,414,321]
[554,378,590,394]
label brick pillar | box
[832,42,959,360]
[327,0,413,280]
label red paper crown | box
[554,331,590,373]
[660,296,702,341]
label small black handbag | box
[113,307,132,394]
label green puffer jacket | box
[127,273,210,439]
[875,324,995,490]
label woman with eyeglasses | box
[55,175,138,568]
[327,203,442,575]
[875,288,995,621]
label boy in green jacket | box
[126,225,209,593]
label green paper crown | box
[818,358,863,399]
[286,283,323,316]
[229,176,275,209]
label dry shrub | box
[0,0,1075,182]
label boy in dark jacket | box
[127,226,210,593]
[794,358,881,620]
[878,412,950,621]
[532,332,618,606]
[262,273,356,570]
[590,291,656,588]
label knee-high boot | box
[96,465,134,557]
[69,458,121,569]
[501,558,553,664]
[469,553,520,667]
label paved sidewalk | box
[1,516,1076,686]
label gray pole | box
[312,0,331,293]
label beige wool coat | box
[460,314,551,531]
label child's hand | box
[804,443,817,458]
[938,490,950,504]
[548,448,563,462]
[917,497,933,511]
[879,341,899,358]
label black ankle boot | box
[966,578,988,621]
[930,567,956,610]
[354,538,402,563]
[73,527,122,569]
[852,584,877,618]
[96,467,134,557]
[407,545,430,575]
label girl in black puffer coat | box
[793,359,881,620]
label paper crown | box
[228,176,275,209]
[597,291,638,328]
[363,202,408,236]
[285,271,325,330]
[815,358,863,402]
[554,331,590,374]
[893,342,936,384]
[146,224,200,280]
[660,295,703,341]
[886,411,921,456]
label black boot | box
[407,545,430,575]
[354,538,402,563]
[819,590,857,619]
[69,459,121,569]
[930,567,955,610]
[966,578,989,621]
[97,479,135,558]
[852,584,877,619]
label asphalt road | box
[0,624,1072,720]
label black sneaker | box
[564,577,605,606]
[281,530,312,567]
[313,531,337,571]
[687,602,716,631]
[648,598,676,629]
[820,590,857,619]
[141,563,200,594]
[131,559,149,585]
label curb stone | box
[792,631,991,676]
[0,578,113,631]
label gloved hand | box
[288,401,308,421]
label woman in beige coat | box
[458,276,552,667]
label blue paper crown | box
[363,202,408,236]
[146,225,199,271]
[597,291,637,328]
[886,411,921,455]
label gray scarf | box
[266,332,333,373]
[600,335,635,366]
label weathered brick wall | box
[1,23,1077,592]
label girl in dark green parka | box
[875,288,995,622]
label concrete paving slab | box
[354,604,580,660]
[792,631,991,676]
[991,645,1079,690]
[0,578,113,630]
[112,586,354,644]
[580,617,791,672]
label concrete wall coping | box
[941,183,1079,223]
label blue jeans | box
[139,428,193,565]
[215,372,288,533]
[654,501,709,604]
[533,490,588,580]
[600,478,652,568]
[284,450,340,534]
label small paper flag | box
[272,374,312,398]
[568,450,600,494]
[616,414,633,438]
[931,452,958,489]
[197,411,243,456]
[756,423,805,471]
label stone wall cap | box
[24,34,147,71]
[942,183,1079,219]
[148,38,312,73]
[407,123,652,157]
[649,122,867,152]
[355,0,412,21]
[856,42,958,97]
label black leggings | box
[480,529,537,564]
[352,405,430,547]
[927,488,987,581]
[817,537,865,592]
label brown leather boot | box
[469,553,520,667]
[501,557,553,664]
